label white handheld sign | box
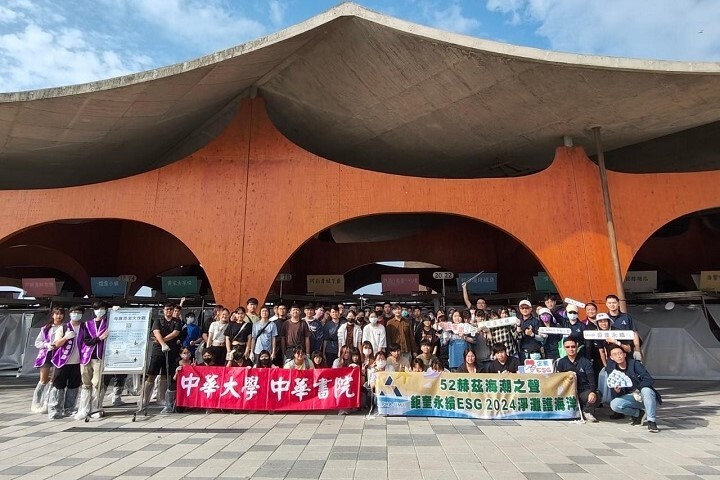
[477,317,518,329]
[564,297,586,308]
[539,327,572,335]
[583,330,634,340]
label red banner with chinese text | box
[175,366,361,411]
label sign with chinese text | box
[21,278,57,297]
[564,297,586,309]
[477,317,518,330]
[103,308,152,374]
[161,276,199,296]
[622,270,657,292]
[91,277,126,297]
[456,273,497,294]
[375,371,579,420]
[521,359,555,374]
[533,272,557,293]
[437,322,477,336]
[176,366,361,411]
[538,327,571,335]
[306,275,345,295]
[699,271,720,291]
[381,274,420,294]
[583,330,635,341]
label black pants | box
[147,353,179,391]
[579,389,598,414]
[53,363,81,389]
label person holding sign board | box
[606,295,642,360]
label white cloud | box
[430,4,480,34]
[0,1,153,92]
[129,0,268,52]
[268,0,286,27]
[487,0,720,61]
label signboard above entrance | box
[306,275,344,295]
[21,278,58,297]
[381,274,419,294]
[456,273,497,294]
[162,276,200,295]
[622,270,657,293]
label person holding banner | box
[605,344,661,432]
[486,343,519,374]
[47,305,85,419]
[556,338,599,422]
[31,306,66,413]
[75,301,110,420]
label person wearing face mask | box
[75,301,110,420]
[537,307,562,360]
[256,350,275,368]
[182,312,202,357]
[31,306,66,413]
[47,305,85,419]
[337,312,362,353]
[562,304,592,359]
[362,312,387,355]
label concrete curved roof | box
[2,2,720,189]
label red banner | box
[176,366,361,411]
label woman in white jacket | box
[337,313,362,353]
[362,313,387,354]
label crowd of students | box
[29,292,662,432]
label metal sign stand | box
[86,308,152,422]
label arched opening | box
[265,213,557,305]
[628,208,720,293]
[0,219,210,300]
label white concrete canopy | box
[1,3,720,189]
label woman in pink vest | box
[31,307,66,413]
[75,301,110,420]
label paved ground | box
[0,378,718,480]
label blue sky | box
[1,0,719,92]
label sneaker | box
[584,412,599,423]
[631,410,645,426]
[647,421,659,433]
[609,412,625,420]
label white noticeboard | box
[103,308,152,374]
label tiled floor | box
[0,378,718,479]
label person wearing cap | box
[562,304,592,359]
[605,294,642,359]
[556,337,599,422]
[516,300,542,361]
[593,312,619,413]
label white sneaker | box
[584,412,598,423]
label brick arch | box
[0,219,205,296]
[609,169,720,278]
[0,245,91,294]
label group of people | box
[30,292,661,432]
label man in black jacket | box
[555,338,598,422]
[606,344,660,432]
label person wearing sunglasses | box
[556,337,599,422]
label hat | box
[596,313,610,321]
[519,300,532,308]
[538,307,553,317]
[566,304,579,313]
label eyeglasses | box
[519,306,531,310]
[563,345,577,349]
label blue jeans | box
[610,387,657,422]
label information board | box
[103,308,152,374]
